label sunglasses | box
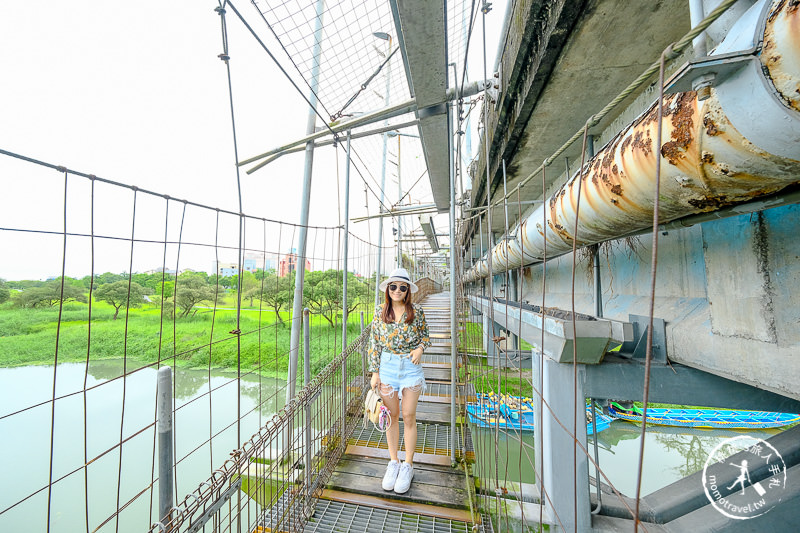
[388,284,408,293]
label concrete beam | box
[468,295,633,364]
[418,115,450,211]
[393,0,450,212]
[584,356,800,413]
[419,213,439,252]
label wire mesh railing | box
[149,323,371,533]
[0,148,389,532]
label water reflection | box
[472,420,783,498]
[0,361,289,533]
[596,422,780,484]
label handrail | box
[415,277,443,301]
[149,327,372,533]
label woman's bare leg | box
[380,384,401,461]
[400,387,422,464]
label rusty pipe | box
[464,0,800,283]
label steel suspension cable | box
[170,201,187,500]
[481,4,502,522]
[569,123,591,533]
[216,4,246,452]
[209,210,222,474]
[246,0,335,122]
[46,170,68,533]
[224,0,339,145]
[84,177,96,533]
[538,161,547,532]
[634,46,669,533]
[227,0,395,217]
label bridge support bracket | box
[616,314,667,364]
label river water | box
[0,363,786,532]
[472,419,781,497]
[0,361,287,533]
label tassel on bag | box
[363,387,391,432]
[378,405,391,432]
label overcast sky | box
[0,0,505,281]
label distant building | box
[143,267,177,275]
[215,254,277,277]
[243,256,258,272]
[279,248,310,277]
[214,262,238,278]
[243,252,277,273]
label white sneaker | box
[394,462,414,494]
[381,460,400,491]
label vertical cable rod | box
[634,45,671,533]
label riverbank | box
[0,301,373,375]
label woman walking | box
[368,267,431,494]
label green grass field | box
[0,299,374,377]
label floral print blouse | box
[368,303,431,372]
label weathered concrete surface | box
[471,0,689,236]
[516,204,800,401]
[393,0,450,211]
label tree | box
[156,280,176,300]
[401,253,414,271]
[132,272,175,294]
[82,272,126,290]
[251,270,291,325]
[218,275,235,290]
[6,279,44,290]
[347,273,375,313]
[235,271,260,306]
[174,273,216,318]
[303,270,372,327]
[0,279,9,304]
[94,280,149,319]
[14,278,87,308]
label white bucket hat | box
[379,267,419,293]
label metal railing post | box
[448,98,458,465]
[287,0,324,407]
[342,347,348,450]
[342,130,352,354]
[374,34,392,307]
[360,311,366,381]
[303,308,312,510]
[157,366,174,530]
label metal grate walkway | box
[422,383,474,397]
[305,499,472,533]
[349,421,474,459]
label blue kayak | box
[467,394,612,435]
[608,403,800,429]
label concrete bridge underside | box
[459,0,800,529]
[465,0,800,402]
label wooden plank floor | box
[318,292,477,528]
[327,456,468,509]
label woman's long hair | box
[381,286,415,324]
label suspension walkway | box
[274,292,484,533]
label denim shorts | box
[378,350,426,400]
